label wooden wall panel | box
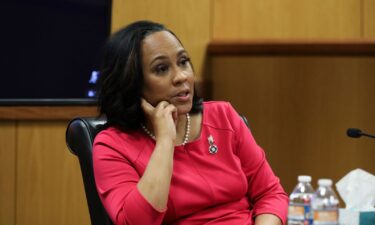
[16,121,90,225]
[213,0,361,39]
[111,0,211,80]
[211,56,375,193]
[364,0,375,37]
[0,122,16,225]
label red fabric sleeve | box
[93,131,166,225]
[225,102,289,224]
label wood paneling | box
[211,56,375,193]
[16,121,90,225]
[111,0,211,80]
[364,0,375,37]
[207,39,375,56]
[0,106,98,120]
[0,122,16,225]
[213,0,361,39]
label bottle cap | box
[318,178,332,186]
[298,175,312,182]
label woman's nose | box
[172,68,188,85]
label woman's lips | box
[174,91,190,102]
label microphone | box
[347,128,375,139]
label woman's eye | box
[180,57,190,66]
[155,64,169,74]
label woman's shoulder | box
[95,126,122,142]
[93,126,149,161]
[94,126,143,148]
[203,100,238,116]
[203,100,231,111]
[202,101,240,130]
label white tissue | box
[336,168,375,211]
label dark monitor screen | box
[0,0,111,105]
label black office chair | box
[66,117,113,225]
[65,115,249,225]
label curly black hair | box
[97,20,202,131]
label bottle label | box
[313,209,338,225]
[288,205,305,220]
[288,203,313,225]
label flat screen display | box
[0,0,111,105]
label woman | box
[93,20,288,225]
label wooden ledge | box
[0,106,98,120]
[207,39,375,56]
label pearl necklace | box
[141,113,191,145]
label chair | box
[65,115,249,225]
[66,117,113,225]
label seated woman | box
[93,20,288,225]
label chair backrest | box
[65,114,249,225]
[66,117,113,225]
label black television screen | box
[1,0,111,105]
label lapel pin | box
[208,135,218,154]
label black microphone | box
[347,128,375,139]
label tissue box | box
[339,209,375,225]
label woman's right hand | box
[141,98,178,144]
[137,98,177,212]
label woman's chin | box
[177,104,193,115]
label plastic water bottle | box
[311,179,339,225]
[288,175,314,225]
